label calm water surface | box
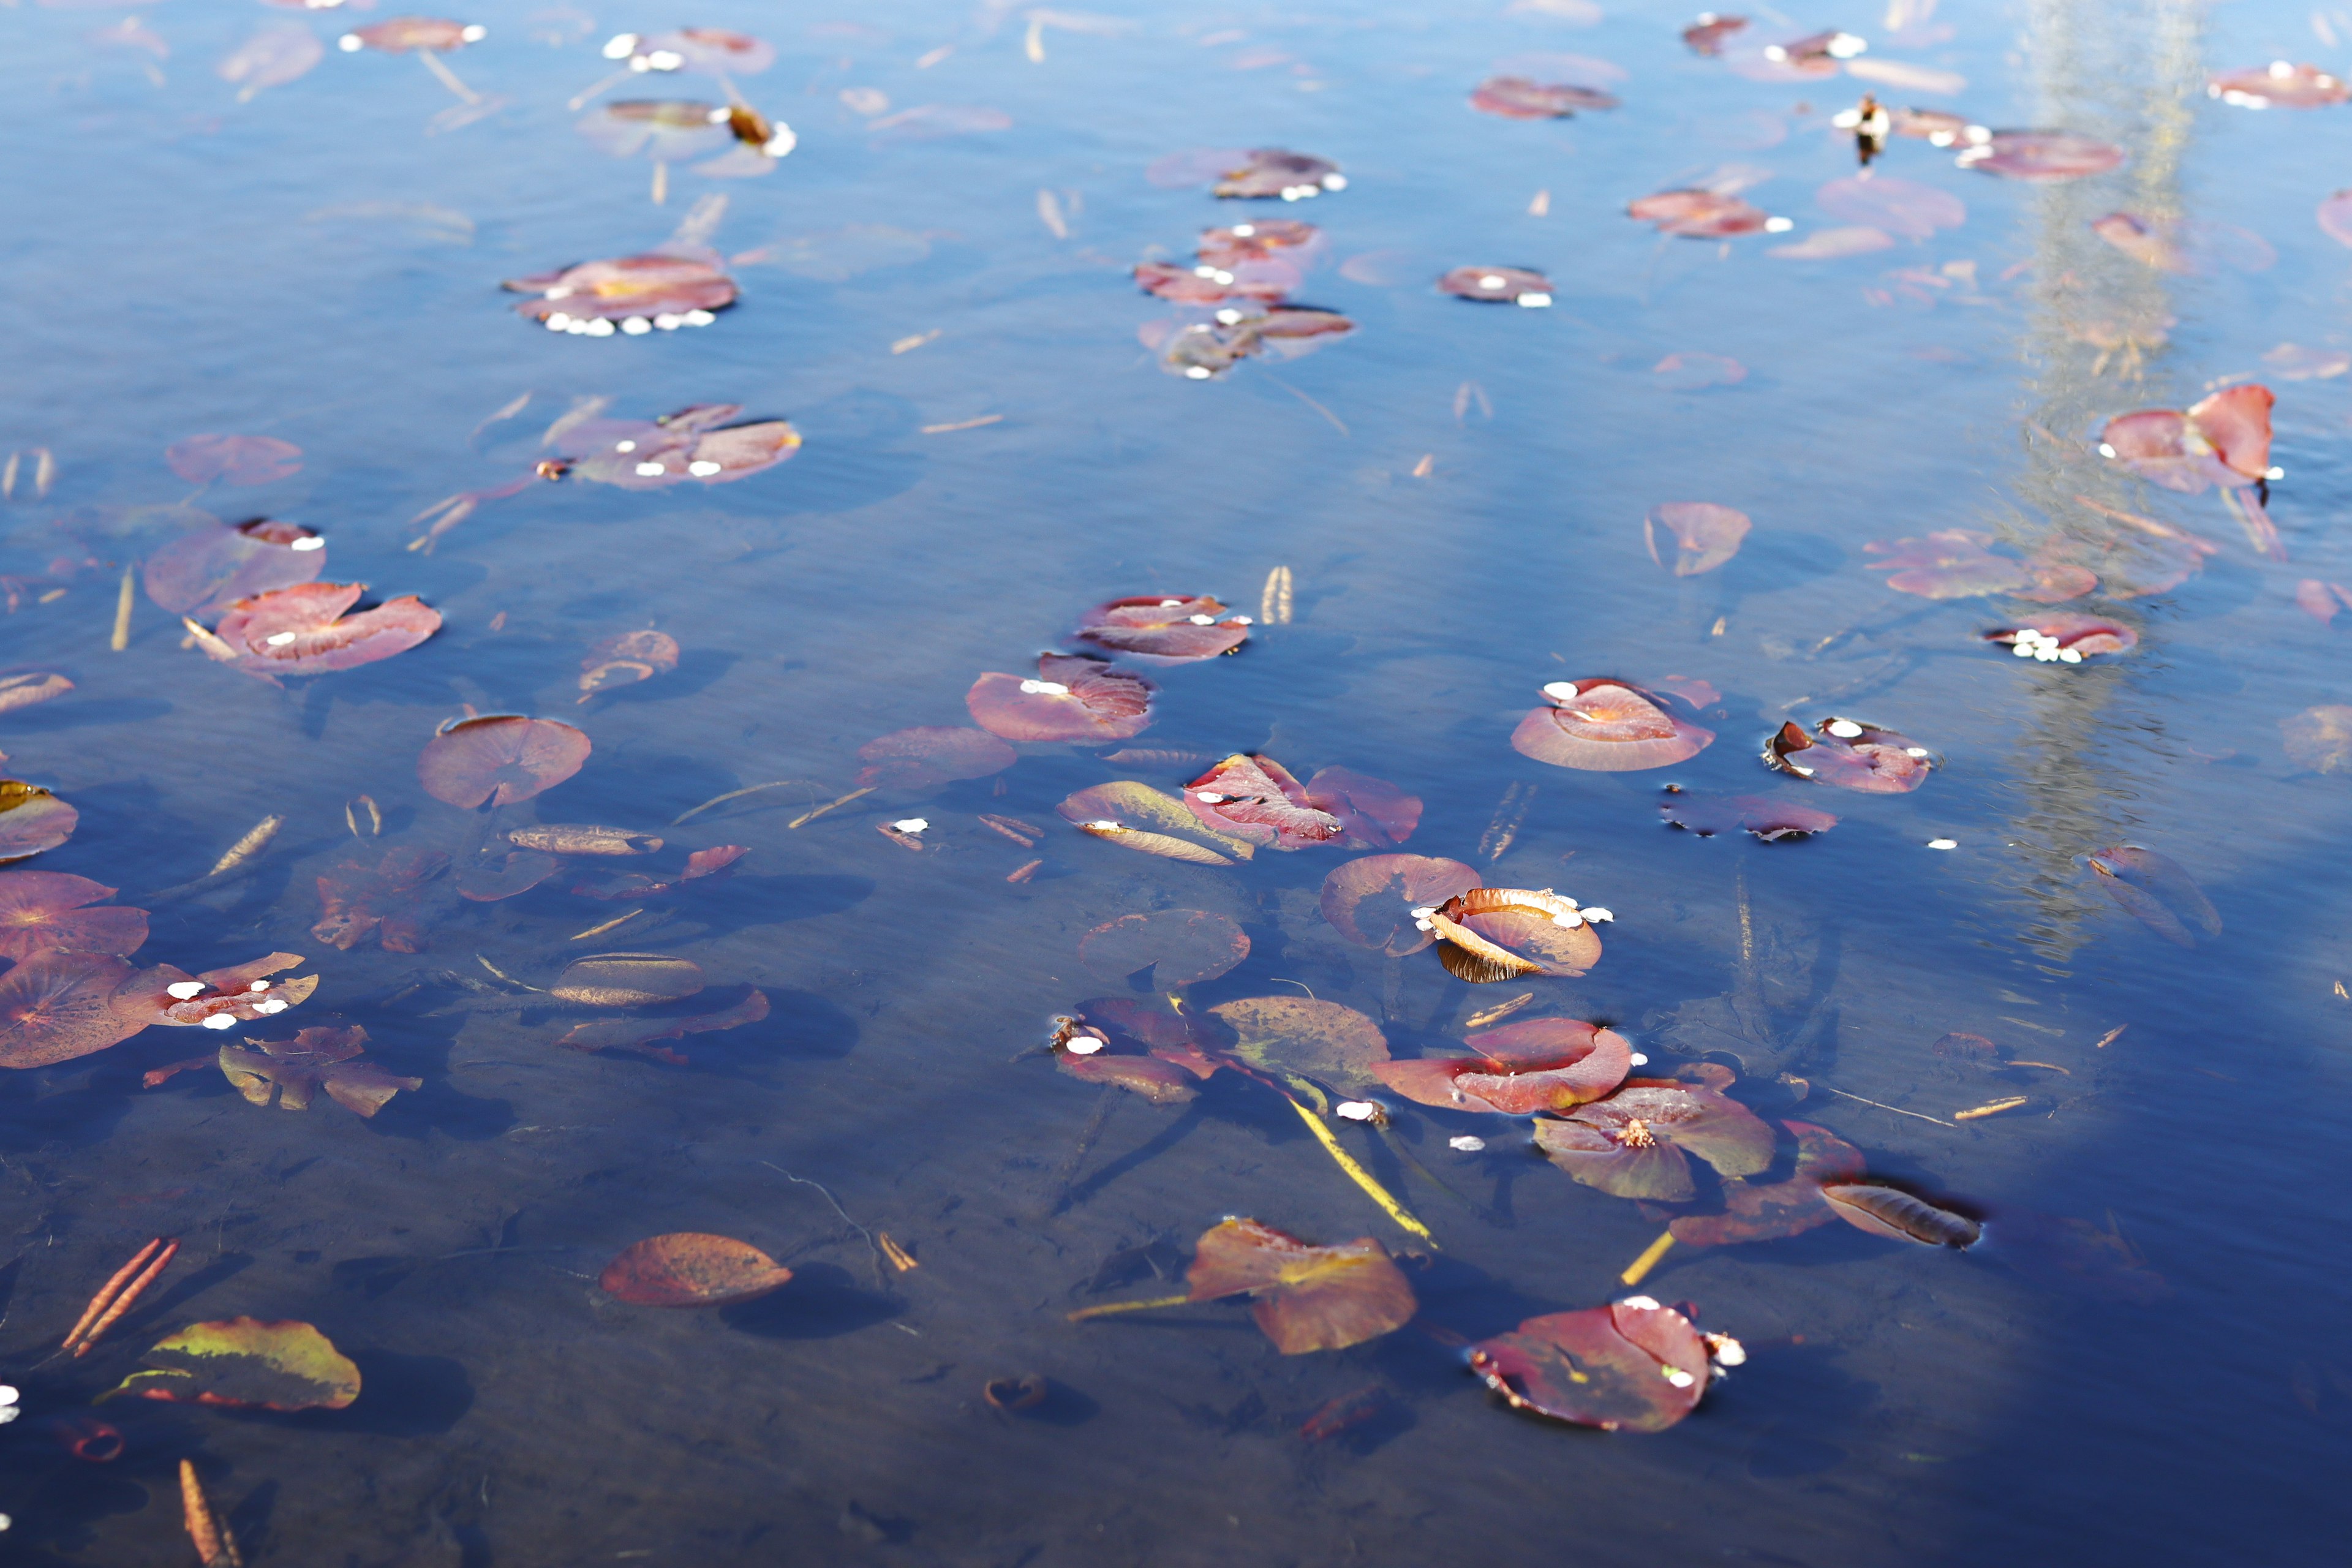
[3,0,2350,1561]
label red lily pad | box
[1984,614,2136,660]
[1815,175,1965,241]
[1629,189,1770,237]
[1468,1298,1716,1431]
[344,18,479,52]
[219,1024,420,1116]
[601,1233,793,1306]
[1864,529,2095,600]
[1423,887,1604,984]
[557,986,769,1063]
[313,848,446,950]
[1891,107,1973,141]
[0,872,146,961]
[1681,13,1748,53]
[1438,266,1555,304]
[571,844,747,900]
[0,952,142,1068]
[1820,1183,1980,1246]
[419,715,590,809]
[1956,129,2124,181]
[502,254,737,327]
[164,435,302,487]
[1178,754,1344,850]
[2100,383,2273,492]
[1471,75,1618,118]
[0,782,78,864]
[551,404,800,488]
[2295,581,2352,624]
[201,582,442,680]
[1645,502,1750,576]
[1659,787,1838,840]
[1298,766,1422,849]
[0,672,70,718]
[110,953,315,1030]
[1532,1077,1776,1199]
[2209,61,2347,108]
[1079,910,1249,987]
[1669,1121,1864,1245]
[1512,679,1714,771]
[1074,595,1250,662]
[1374,1017,1632,1113]
[2083,844,2219,947]
[855,726,1018,790]
[1185,1217,1415,1354]
[1764,718,1936,793]
[1209,149,1344,200]
[1320,854,1481,956]
[2283,705,2352,772]
[968,654,1155,743]
[144,519,325,617]
[1133,259,1300,306]
[1197,219,1323,267]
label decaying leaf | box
[1669,1121,1864,1244]
[1185,1217,1415,1354]
[0,871,147,961]
[1763,717,1937,793]
[1207,149,1345,200]
[507,824,662,856]
[1374,1017,1632,1112]
[111,953,316,1030]
[1819,1182,1980,1246]
[1057,780,1257,865]
[1512,679,1714,771]
[200,582,442,682]
[102,1317,361,1410]
[556,986,769,1063]
[1645,502,1751,576]
[1319,854,1481,955]
[164,435,303,487]
[314,848,447,951]
[549,404,799,487]
[1210,995,1388,1088]
[2283,705,2352,772]
[551,952,704,1008]
[1657,786,1838,840]
[1423,888,1605,983]
[1072,595,1251,662]
[600,1232,794,1306]
[569,843,747,899]
[219,1024,420,1116]
[1079,910,1250,987]
[419,716,590,809]
[2082,844,2220,947]
[143,519,325,617]
[968,654,1154,743]
[1468,1297,1721,1431]
[579,630,680,696]
[2100,384,2274,493]
[855,727,1018,790]
[1532,1077,1776,1200]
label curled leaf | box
[2100,384,2273,492]
[968,654,1154,743]
[600,1234,793,1306]
[1819,1183,1980,1246]
[0,782,77,864]
[1057,780,1257,864]
[419,715,590,809]
[203,582,441,680]
[1468,1298,1716,1431]
[1185,1217,1415,1354]
[2082,844,2220,946]
[1512,679,1714,771]
[1763,718,1937,793]
[1425,888,1604,982]
[1079,910,1249,987]
[579,630,680,697]
[1532,1078,1776,1200]
[1374,1017,1632,1112]
[1072,595,1250,662]
[1319,854,1481,956]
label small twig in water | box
[761,1163,884,1289]
[1820,1085,1956,1128]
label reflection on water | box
[3,0,2351,1561]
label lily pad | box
[1374,1017,1632,1112]
[1863,529,2094,601]
[579,630,679,696]
[219,1024,420,1116]
[1629,189,1769,238]
[1183,755,1339,848]
[0,782,80,864]
[2100,384,2273,492]
[1983,614,2136,660]
[344,18,480,53]
[314,848,446,950]
[855,726,1018,790]
[1079,910,1248,987]
[0,951,142,1068]
[1210,149,1344,200]
[1681,15,1748,54]
[418,715,590,809]
[1669,1121,1864,1245]
[2209,61,2347,108]
[1185,1217,1415,1354]
[1197,219,1323,267]
[549,404,799,488]
[600,1233,793,1306]
[556,986,768,1063]
[104,1318,361,1410]
[144,519,325,617]
[1424,888,1605,982]
[1073,595,1251,662]
[1438,266,1555,303]
[1057,1051,1203,1104]
[1645,502,1751,576]
[968,654,1155,743]
[1057,780,1259,865]
[455,851,560,903]
[111,953,316,1029]
[1467,1298,1715,1431]
[1532,1077,1776,1200]
[1319,854,1481,956]
[0,871,147,961]
[1210,995,1387,1087]
[200,582,441,680]
[1956,129,2124,181]
[1658,786,1838,840]
[1815,175,1964,241]
[1512,679,1714,771]
[1763,718,1937,793]
[1471,75,1618,118]
[502,253,737,328]
[2083,843,2220,947]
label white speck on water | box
[891,818,928,833]
[687,460,722,477]
[1928,838,1958,850]
[1449,1135,1485,1152]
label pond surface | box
[4,0,2351,1562]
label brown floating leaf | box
[856,726,1018,790]
[0,952,143,1069]
[1073,595,1251,662]
[551,952,704,1008]
[1983,614,2136,660]
[557,986,768,1063]
[2283,705,2352,772]
[2099,384,2274,494]
[1512,679,1714,771]
[1533,1077,1776,1200]
[1207,149,1344,199]
[1057,781,1257,864]
[502,254,737,326]
[1210,995,1387,1087]
[570,843,747,899]
[1319,854,1481,956]
[345,18,480,52]
[1183,754,1340,848]
[1425,887,1604,983]
[110,953,315,1030]
[579,630,679,698]
[1669,1121,1864,1245]
[1079,910,1248,987]
[0,782,79,863]
[1681,13,1748,54]
[2082,844,2220,947]
[578,98,736,162]
[314,848,447,951]
[419,715,590,809]
[203,582,442,681]
[600,1233,794,1306]
[143,519,325,617]
[1763,717,1937,793]
[1658,786,1838,841]
[1374,1017,1632,1112]
[1468,1298,1717,1431]
[1819,1183,1980,1246]
[507,824,662,856]
[549,404,799,487]
[1471,75,1618,118]
[1438,265,1555,304]
[1057,1050,1202,1104]
[219,1024,420,1117]
[164,435,302,487]
[1185,1217,1415,1354]
[1063,997,1225,1084]
[1629,189,1769,238]
[968,654,1155,743]
[0,871,147,961]
[102,1318,360,1411]
[1644,503,1751,576]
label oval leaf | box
[1468,1298,1713,1431]
[419,716,590,809]
[105,1317,360,1410]
[1319,854,1480,956]
[1185,1217,1415,1354]
[601,1233,794,1306]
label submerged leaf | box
[508,824,662,856]
[2082,844,2220,946]
[0,952,141,1069]
[600,1233,793,1306]
[1764,718,1937,793]
[1669,1121,1864,1245]
[1983,614,2136,660]
[314,848,446,950]
[551,405,799,488]
[1057,1050,1202,1104]
[1079,910,1249,987]
[1819,1183,1980,1246]
[1658,787,1838,840]
[1863,529,2092,600]
[855,726,1018,790]
[1468,1298,1716,1431]
[2282,705,2352,772]
[1057,780,1257,864]
[455,850,560,902]
[1471,75,1618,118]
[144,519,325,617]
[577,99,736,162]
[164,435,302,487]
[1319,854,1480,956]
[219,1025,419,1116]
[1374,1017,1632,1112]
[1209,149,1344,200]
[1629,189,1769,238]
[968,654,1155,743]
[111,954,316,1030]
[556,986,768,1062]
[579,630,680,696]
[551,953,703,1008]
[205,582,442,680]
[1815,175,1964,241]
[1073,595,1250,662]
[1512,679,1714,771]
[0,871,146,961]
[1533,1078,1776,1200]
[1185,1217,1415,1354]
[570,844,747,900]
[345,18,480,53]
[418,716,590,809]
[105,1319,360,1411]
[1644,502,1751,576]
[1210,995,1387,1087]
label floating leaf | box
[633,27,775,75]
[1658,787,1838,840]
[968,654,1155,743]
[164,435,301,488]
[0,952,141,1068]
[508,824,662,856]
[1197,219,1323,267]
[556,986,768,1063]
[1185,1218,1415,1354]
[344,18,480,53]
[551,404,799,487]
[0,672,72,718]
[1863,529,2094,600]
[1983,615,2136,660]
[1068,996,1224,1079]
[1438,266,1555,304]
[1210,995,1387,1087]
[454,851,559,903]
[1469,1298,1717,1431]
[1374,1017,1631,1112]
[314,848,445,950]
[1512,679,1714,771]
[219,24,325,98]
[202,582,442,681]
[2208,61,2346,108]
[1319,854,1480,955]
[1079,910,1248,987]
[600,1234,793,1306]
[2100,384,2273,492]
[1768,225,1898,260]
[2283,705,2352,772]
[111,954,315,1029]
[0,872,145,961]
[570,844,747,900]
[1819,1183,1980,1246]
[219,1025,419,1117]
[1956,129,2124,181]
[577,99,737,162]
[144,519,325,617]
[855,726,1017,790]
[1644,502,1750,576]
[1072,595,1250,662]
[1057,1050,1202,1104]
[502,254,737,329]
[579,630,679,697]
[1533,1078,1775,1200]
[1208,149,1344,200]
[1183,755,1340,848]
[1471,75,1617,118]
[552,953,705,1009]
[2083,844,2220,946]
[104,1319,360,1410]
[1425,888,1604,983]
[1134,258,1299,306]
[1629,189,1769,237]
[1815,175,1964,240]
[1681,14,1749,54]
[418,716,590,809]
[2320,189,2352,248]
[1057,781,1257,865]
[1669,1121,1864,1245]
[1764,717,1937,793]
[0,782,78,864]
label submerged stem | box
[1283,1095,1437,1248]
[1066,1293,1192,1322]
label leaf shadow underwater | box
[720,1262,899,1338]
